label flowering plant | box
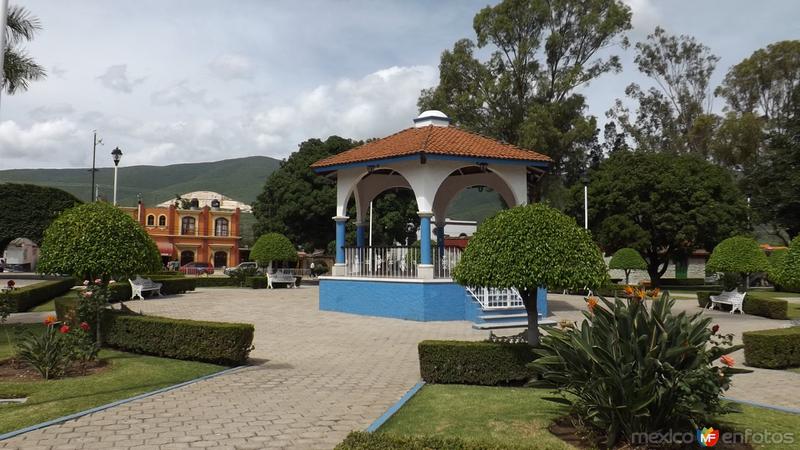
[76,279,111,343]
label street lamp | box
[111,147,123,205]
[582,174,589,230]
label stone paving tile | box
[0,287,483,449]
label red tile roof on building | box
[311,125,552,170]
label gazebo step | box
[479,313,528,320]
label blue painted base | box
[319,278,547,322]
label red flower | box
[711,324,720,334]
[80,322,90,331]
[59,324,70,334]
[7,280,15,288]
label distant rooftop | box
[157,191,252,213]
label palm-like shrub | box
[531,295,748,447]
[706,236,769,290]
[608,248,647,284]
[251,233,298,272]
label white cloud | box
[96,64,145,93]
[248,65,438,153]
[151,80,219,107]
[0,119,81,160]
[209,54,254,80]
[29,103,75,121]
[622,0,660,36]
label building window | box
[180,250,195,266]
[213,251,227,267]
[146,215,155,226]
[181,217,196,235]
[158,215,167,227]
[215,218,229,237]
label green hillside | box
[0,156,281,207]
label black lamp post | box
[111,147,123,205]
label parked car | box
[179,262,214,276]
[223,261,262,276]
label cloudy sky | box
[1,0,798,170]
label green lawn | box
[380,384,800,450]
[0,323,225,434]
[27,291,75,313]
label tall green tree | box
[3,5,46,94]
[609,27,719,155]
[0,183,81,250]
[253,137,358,251]
[580,152,747,284]
[419,0,632,197]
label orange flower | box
[587,296,599,312]
[44,315,57,326]
[624,285,635,296]
[649,288,661,298]
[720,355,735,367]
[634,287,646,300]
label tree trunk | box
[520,288,540,347]
[624,270,630,285]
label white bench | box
[267,271,297,289]
[708,290,745,314]
[129,276,163,300]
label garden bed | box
[375,384,799,450]
[0,323,225,434]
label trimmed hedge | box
[108,276,196,301]
[247,276,267,289]
[6,278,74,312]
[696,291,788,319]
[335,432,525,450]
[418,340,537,385]
[101,311,254,365]
[743,294,788,320]
[194,277,240,287]
[742,327,800,369]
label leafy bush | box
[4,278,74,312]
[767,248,788,288]
[418,340,537,385]
[742,327,800,369]
[779,235,800,292]
[247,276,267,289]
[251,233,297,269]
[530,295,747,447]
[608,248,647,284]
[454,204,607,346]
[706,236,769,287]
[742,294,788,319]
[38,202,161,280]
[228,266,259,287]
[54,296,78,322]
[15,323,72,379]
[101,311,254,365]
[335,431,525,450]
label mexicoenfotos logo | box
[697,427,720,447]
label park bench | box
[129,276,163,300]
[267,270,297,289]
[708,290,745,314]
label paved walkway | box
[1,287,483,450]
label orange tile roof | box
[311,125,552,169]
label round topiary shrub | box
[706,236,769,290]
[454,203,607,346]
[780,235,800,292]
[767,248,788,289]
[37,202,161,280]
[251,233,298,271]
[608,248,647,285]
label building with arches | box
[121,191,242,270]
[311,111,554,327]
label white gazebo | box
[311,111,552,326]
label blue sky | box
[1,0,798,169]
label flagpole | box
[0,0,9,113]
